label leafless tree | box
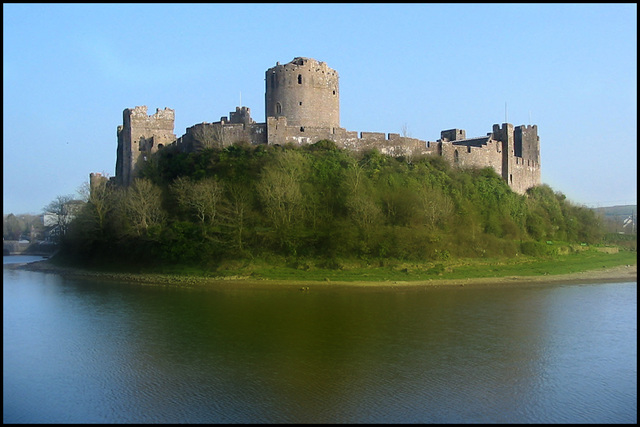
[43,195,84,240]
[171,176,224,227]
[126,178,166,236]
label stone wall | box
[265,116,433,158]
[441,138,503,174]
[508,157,541,194]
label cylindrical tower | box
[265,57,339,129]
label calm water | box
[3,256,637,423]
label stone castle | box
[99,57,541,194]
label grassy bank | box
[214,249,637,282]
[51,247,636,284]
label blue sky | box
[3,3,637,215]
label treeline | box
[3,213,43,241]
[63,141,603,269]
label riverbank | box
[8,257,637,290]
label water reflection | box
[3,262,637,423]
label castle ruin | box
[109,57,540,194]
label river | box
[3,255,637,423]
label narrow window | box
[298,74,302,84]
[300,127,305,132]
[510,174,513,184]
[333,90,336,95]
[454,150,459,163]
[467,145,471,153]
[299,102,302,106]
[276,103,282,115]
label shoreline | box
[7,258,637,290]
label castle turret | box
[265,57,339,131]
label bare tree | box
[417,183,454,230]
[171,176,223,226]
[43,195,84,241]
[191,124,229,150]
[219,183,253,251]
[256,151,308,251]
[257,151,307,230]
[126,178,166,236]
[343,162,382,233]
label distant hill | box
[592,205,636,234]
[593,205,637,216]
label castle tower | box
[492,123,515,183]
[265,57,340,130]
[89,172,108,193]
[492,123,541,194]
[115,106,176,186]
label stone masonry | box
[109,57,541,194]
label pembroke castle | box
[97,57,541,194]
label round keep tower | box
[265,57,339,129]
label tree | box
[417,183,454,230]
[76,176,115,239]
[125,178,166,237]
[3,214,24,240]
[43,195,84,241]
[256,150,308,252]
[343,162,382,238]
[400,123,415,164]
[219,182,253,252]
[171,176,223,226]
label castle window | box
[510,174,513,184]
[333,90,336,95]
[454,150,459,163]
[467,145,471,153]
[300,127,305,132]
[299,102,302,106]
[298,74,302,84]
[276,103,282,115]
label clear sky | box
[3,3,637,215]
